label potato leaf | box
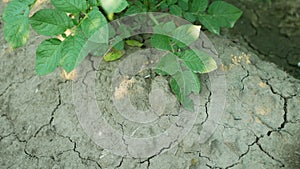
[30,9,74,36]
[125,40,143,47]
[190,0,208,13]
[59,32,88,73]
[208,1,242,28]
[180,50,217,73]
[2,1,29,22]
[100,0,128,13]
[169,5,182,16]
[4,16,30,48]
[170,70,200,111]
[36,38,63,75]
[150,34,173,51]
[156,53,180,76]
[104,49,125,62]
[81,8,108,44]
[51,0,88,13]
[198,1,242,35]
[197,14,219,34]
[173,24,201,46]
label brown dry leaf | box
[61,69,77,80]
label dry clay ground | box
[0,1,300,169]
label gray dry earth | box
[0,1,300,169]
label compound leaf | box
[4,16,30,48]
[36,38,63,75]
[30,9,74,36]
[51,0,88,13]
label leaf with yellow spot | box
[104,49,125,61]
[125,39,144,47]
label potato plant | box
[2,0,242,111]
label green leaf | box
[100,0,128,13]
[19,0,35,5]
[183,12,196,23]
[198,1,242,34]
[81,8,107,38]
[89,0,101,6]
[159,2,169,10]
[167,0,177,5]
[36,38,63,75]
[125,3,147,15]
[51,0,88,13]
[207,1,242,28]
[197,14,220,35]
[178,0,189,11]
[113,40,125,50]
[59,32,88,73]
[4,16,30,48]
[104,50,125,61]
[190,0,208,13]
[119,24,132,38]
[153,21,176,35]
[150,34,173,51]
[173,24,201,46]
[156,53,180,75]
[2,1,29,22]
[180,50,217,73]
[170,70,200,111]
[125,39,143,47]
[30,9,74,36]
[169,5,182,16]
